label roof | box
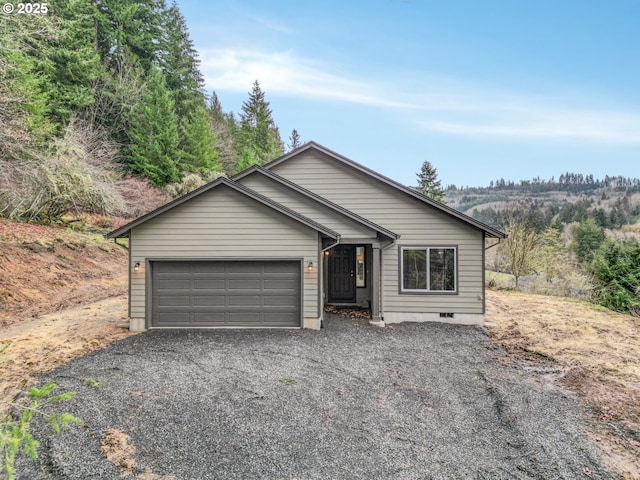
[105,177,339,240]
[232,166,400,240]
[263,141,507,239]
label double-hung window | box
[400,246,457,293]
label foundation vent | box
[439,313,455,319]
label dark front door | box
[328,245,356,303]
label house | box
[106,142,505,331]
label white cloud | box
[199,48,640,144]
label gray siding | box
[130,185,319,322]
[269,151,485,315]
[238,172,378,239]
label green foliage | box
[40,0,101,127]
[83,378,106,389]
[127,69,180,187]
[591,238,640,315]
[0,14,55,157]
[235,80,284,167]
[161,1,205,119]
[415,160,445,203]
[571,219,606,264]
[1,382,81,480]
[179,105,221,174]
[95,0,165,73]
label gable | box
[267,148,481,243]
[106,177,337,240]
[265,142,505,239]
[236,170,388,240]
[131,184,321,253]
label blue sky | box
[176,0,640,188]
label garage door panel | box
[227,262,262,274]
[264,295,297,306]
[228,312,261,324]
[154,312,190,325]
[157,295,191,307]
[263,313,298,325]
[229,295,260,306]
[193,295,226,306]
[228,279,261,289]
[264,262,296,274]
[264,279,296,290]
[193,313,226,325]
[156,279,191,290]
[192,263,225,273]
[152,261,300,328]
[193,279,226,289]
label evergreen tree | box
[127,68,180,186]
[235,80,284,166]
[415,160,445,203]
[0,14,54,156]
[288,129,302,151]
[95,0,166,73]
[179,104,221,174]
[571,219,606,264]
[160,1,205,119]
[42,0,101,127]
[207,91,237,174]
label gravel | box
[17,315,613,479]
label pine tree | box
[127,68,180,186]
[207,91,237,174]
[179,104,221,174]
[42,0,101,127]
[160,1,205,119]
[415,160,445,203]
[95,0,166,73]
[288,129,301,151]
[235,80,284,166]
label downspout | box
[319,236,341,328]
[379,239,397,322]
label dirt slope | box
[487,289,640,479]
[0,218,128,326]
[0,218,134,404]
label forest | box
[0,0,299,221]
[445,175,640,317]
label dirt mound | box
[0,218,128,326]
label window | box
[356,246,366,287]
[401,246,456,293]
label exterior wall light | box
[134,261,141,273]
[307,261,313,272]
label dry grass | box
[486,289,640,479]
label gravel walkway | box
[17,315,612,479]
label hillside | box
[0,218,128,326]
[445,174,640,232]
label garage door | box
[151,261,301,328]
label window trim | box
[399,245,458,294]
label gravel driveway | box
[18,315,612,479]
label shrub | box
[0,119,124,222]
[591,238,640,315]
